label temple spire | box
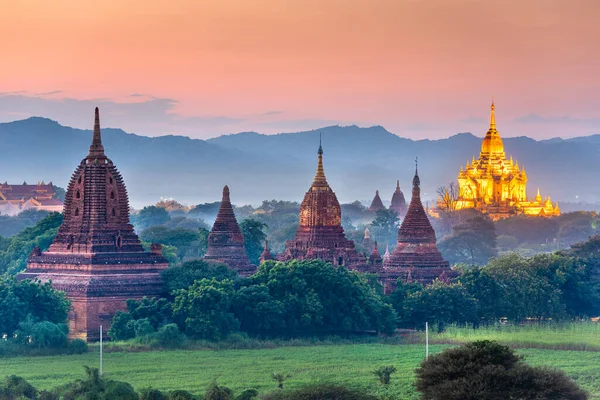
[396,180,400,190]
[88,107,105,158]
[313,134,327,186]
[490,98,496,131]
[412,157,420,194]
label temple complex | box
[383,163,453,292]
[281,140,366,268]
[369,190,385,212]
[390,180,407,218]
[0,181,63,215]
[203,185,256,276]
[19,108,168,341]
[444,101,560,220]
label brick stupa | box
[281,139,365,268]
[20,108,169,341]
[369,190,386,212]
[259,239,275,264]
[390,180,407,218]
[203,185,256,276]
[383,162,453,291]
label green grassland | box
[427,322,600,351]
[1,343,600,399]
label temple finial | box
[88,107,105,158]
[396,180,400,190]
[222,185,231,202]
[318,132,323,155]
[490,98,496,131]
[313,135,327,185]
[412,157,420,189]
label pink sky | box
[1,0,599,139]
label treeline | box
[109,234,600,344]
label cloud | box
[260,110,282,116]
[35,90,62,96]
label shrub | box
[68,339,89,354]
[139,388,168,400]
[372,365,396,385]
[109,311,135,341]
[415,340,588,400]
[168,390,197,400]
[234,389,258,400]
[0,375,38,399]
[262,384,376,400]
[204,381,234,400]
[153,324,186,348]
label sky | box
[1,0,599,139]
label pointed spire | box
[396,180,400,190]
[535,188,542,202]
[312,135,327,186]
[318,132,323,155]
[489,98,496,131]
[260,239,274,263]
[383,244,391,262]
[88,107,106,158]
[412,157,420,193]
[364,227,371,239]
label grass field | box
[1,343,600,399]
[427,322,600,351]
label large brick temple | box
[203,185,256,276]
[281,140,366,268]
[383,163,454,292]
[390,180,407,218]
[19,108,169,341]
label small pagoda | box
[203,185,256,276]
[361,227,374,255]
[259,240,275,264]
[281,138,365,268]
[390,180,407,218]
[383,161,454,292]
[19,108,169,341]
[369,190,385,212]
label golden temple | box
[446,100,560,220]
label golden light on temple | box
[441,100,560,220]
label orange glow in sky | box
[1,0,599,138]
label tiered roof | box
[204,185,255,275]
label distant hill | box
[1,118,599,208]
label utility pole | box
[425,322,429,360]
[100,325,103,376]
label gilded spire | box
[88,107,106,158]
[313,135,328,186]
[490,98,496,131]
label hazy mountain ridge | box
[1,117,598,208]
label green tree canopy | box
[240,219,267,265]
[132,206,171,231]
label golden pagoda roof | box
[480,100,505,156]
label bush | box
[204,381,234,400]
[415,340,588,400]
[168,390,197,400]
[234,389,258,400]
[15,319,69,349]
[0,375,38,399]
[372,365,396,385]
[109,311,136,341]
[139,388,168,400]
[262,384,376,400]
[153,324,186,348]
[68,339,89,354]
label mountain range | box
[0,117,598,208]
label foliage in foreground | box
[415,340,588,400]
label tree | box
[239,219,267,265]
[0,276,70,336]
[173,278,240,340]
[415,340,587,400]
[395,280,478,331]
[370,209,400,249]
[132,206,170,231]
[0,375,38,399]
[242,260,397,334]
[162,259,238,294]
[372,365,397,385]
[0,212,63,275]
[140,226,205,261]
[438,215,497,266]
